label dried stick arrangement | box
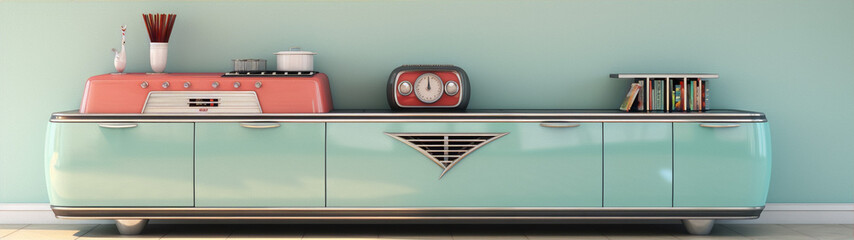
[143,13,177,43]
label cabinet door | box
[195,122,325,207]
[327,122,602,207]
[674,122,772,207]
[604,123,672,207]
[45,123,194,206]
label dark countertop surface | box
[51,109,766,123]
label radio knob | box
[212,82,220,88]
[233,82,241,88]
[161,81,170,88]
[445,81,459,96]
[140,82,149,89]
[183,82,191,88]
[398,81,412,96]
[255,81,262,88]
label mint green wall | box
[1,0,852,203]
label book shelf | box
[611,73,718,112]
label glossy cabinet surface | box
[604,123,672,207]
[195,123,325,207]
[326,122,603,207]
[44,123,194,206]
[674,122,772,207]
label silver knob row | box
[140,81,263,89]
[396,81,460,96]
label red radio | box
[387,65,470,111]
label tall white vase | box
[150,42,168,73]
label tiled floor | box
[0,224,851,240]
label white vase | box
[150,42,168,73]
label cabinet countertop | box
[50,109,766,123]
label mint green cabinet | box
[326,122,602,207]
[44,123,194,206]
[194,123,325,207]
[674,123,772,207]
[604,123,672,207]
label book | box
[688,80,693,111]
[619,83,640,111]
[655,80,662,110]
[636,80,644,111]
[703,84,709,110]
[646,78,651,111]
[673,84,682,110]
[666,78,671,112]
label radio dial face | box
[414,73,444,104]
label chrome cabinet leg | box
[116,219,148,235]
[683,219,715,235]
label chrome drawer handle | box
[98,123,138,129]
[240,123,281,129]
[539,122,581,128]
[700,123,741,128]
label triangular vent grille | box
[385,132,508,178]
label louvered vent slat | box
[385,132,509,178]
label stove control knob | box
[398,81,412,96]
[140,82,149,89]
[233,82,241,88]
[255,81,262,88]
[183,82,191,88]
[211,82,220,88]
[161,81,170,88]
[445,81,459,96]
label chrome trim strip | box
[699,123,741,128]
[51,206,764,220]
[58,216,757,220]
[97,123,138,129]
[240,122,281,129]
[539,122,581,128]
[50,206,764,211]
[53,119,767,123]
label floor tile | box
[673,224,748,240]
[451,224,527,240]
[226,224,303,240]
[523,224,608,239]
[784,224,853,240]
[77,224,170,239]
[596,224,678,239]
[302,224,380,239]
[723,224,816,240]
[1,224,97,240]
[0,225,27,238]
[378,224,452,239]
[160,224,232,240]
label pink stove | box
[79,72,333,114]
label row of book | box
[620,78,709,112]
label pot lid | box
[275,47,317,55]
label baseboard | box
[0,203,851,225]
[719,203,854,224]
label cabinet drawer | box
[45,123,194,206]
[327,122,602,207]
[674,122,772,207]
[195,122,325,207]
[604,123,672,207]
